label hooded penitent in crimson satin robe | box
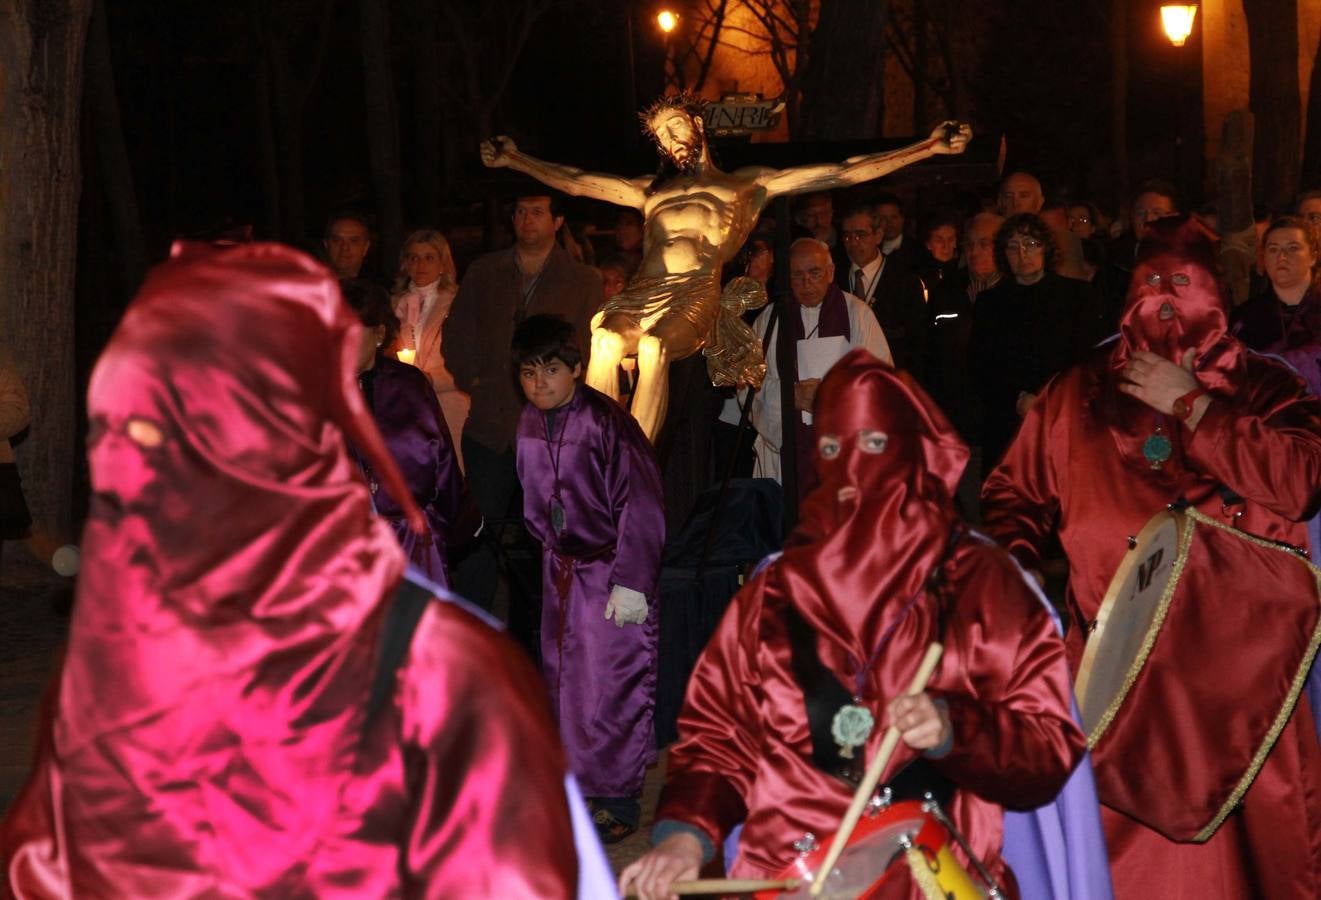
[655,350,1086,896]
[983,216,1321,899]
[0,243,597,899]
[516,383,665,800]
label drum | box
[1074,507,1186,741]
[762,798,991,900]
[1076,505,1321,841]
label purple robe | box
[999,542,1114,899]
[356,355,467,586]
[1230,288,1321,398]
[516,384,665,799]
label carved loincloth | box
[593,271,768,388]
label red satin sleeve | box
[397,604,578,899]
[653,578,763,849]
[980,385,1064,572]
[1184,368,1321,521]
[930,552,1085,809]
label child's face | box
[519,357,581,410]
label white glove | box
[604,585,648,628]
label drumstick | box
[809,642,944,897]
[667,877,799,895]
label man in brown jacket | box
[444,191,602,611]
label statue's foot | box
[631,335,670,442]
[586,328,626,402]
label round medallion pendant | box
[831,703,875,759]
[1142,433,1172,469]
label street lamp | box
[657,10,680,90]
[1160,4,1197,47]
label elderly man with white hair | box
[749,238,891,494]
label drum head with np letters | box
[1074,508,1185,741]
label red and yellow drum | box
[763,799,991,900]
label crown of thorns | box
[639,91,707,139]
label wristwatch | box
[1173,386,1208,420]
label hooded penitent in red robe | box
[654,349,1085,896]
[0,243,590,898]
[983,216,1321,898]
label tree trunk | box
[1242,0,1301,211]
[912,0,927,133]
[360,0,404,263]
[253,55,283,240]
[1302,30,1321,189]
[270,52,306,245]
[797,0,891,139]
[1217,110,1255,306]
[412,0,442,227]
[1111,0,1128,210]
[85,0,145,294]
[0,0,93,538]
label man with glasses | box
[838,201,928,378]
[969,214,1107,467]
[749,239,890,493]
[1107,180,1180,297]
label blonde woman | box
[392,229,469,468]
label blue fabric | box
[566,775,620,899]
[972,529,1115,899]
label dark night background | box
[0,0,1306,535]
[82,0,1213,291]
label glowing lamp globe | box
[1161,4,1197,47]
[657,9,678,33]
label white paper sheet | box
[796,335,850,424]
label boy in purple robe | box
[513,314,665,844]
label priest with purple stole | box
[751,238,891,496]
[512,314,666,845]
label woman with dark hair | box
[343,278,476,586]
[1231,215,1321,397]
[969,213,1107,467]
[1067,202,1100,239]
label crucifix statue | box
[482,93,971,440]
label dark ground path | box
[0,549,69,815]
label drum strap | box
[781,602,955,805]
[360,576,434,745]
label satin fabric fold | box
[657,351,1085,895]
[356,355,466,586]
